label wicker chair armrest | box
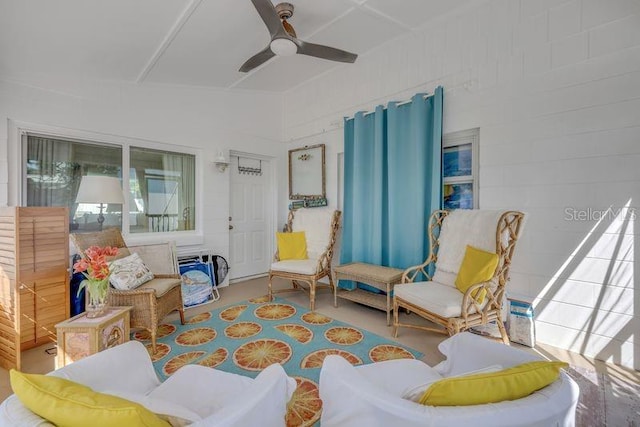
[401,255,434,283]
[460,281,502,320]
[153,274,181,280]
[109,287,155,296]
[315,250,331,273]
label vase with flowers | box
[73,246,119,318]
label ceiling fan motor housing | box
[239,0,357,72]
[275,3,294,19]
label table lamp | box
[75,176,125,230]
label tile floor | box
[2,276,639,423]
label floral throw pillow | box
[109,253,154,290]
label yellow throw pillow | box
[10,370,170,427]
[419,360,568,406]
[455,245,500,303]
[276,231,308,260]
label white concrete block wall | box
[0,78,283,278]
[282,0,640,369]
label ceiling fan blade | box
[294,39,357,63]
[250,0,287,38]
[239,45,276,72]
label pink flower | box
[73,246,118,281]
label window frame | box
[15,121,203,246]
[442,128,479,209]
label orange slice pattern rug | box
[132,296,422,426]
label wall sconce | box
[214,151,229,173]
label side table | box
[334,263,404,326]
[55,306,132,368]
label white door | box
[229,154,273,280]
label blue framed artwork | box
[444,183,474,209]
[443,143,472,178]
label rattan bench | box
[334,262,404,325]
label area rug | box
[131,296,422,426]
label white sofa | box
[319,332,579,427]
[0,341,296,427]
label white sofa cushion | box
[149,364,255,419]
[394,281,484,318]
[353,358,442,398]
[433,331,540,376]
[291,208,335,260]
[105,392,202,423]
[192,363,296,427]
[271,259,318,275]
[0,341,296,427]
[435,210,504,276]
[49,341,161,395]
[319,333,580,427]
[0,396,55,427]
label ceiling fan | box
[239,0,358,72]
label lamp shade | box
[75,176,125,204]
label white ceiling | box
[0,0,477,92]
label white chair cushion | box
[271,259,318,275]
[137,277,182,297]
[394,281,468,318]
[435,210,504,275]
[431,269,457,288]
[129,242,179,276]
[291,208,335,260]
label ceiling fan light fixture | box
[270,38,297,56]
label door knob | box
[229,225,234,230]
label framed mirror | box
[289,144,326,200]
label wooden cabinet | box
[0,207,70,370]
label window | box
[25,135,123,231]
[129,147,195,233]
[443,128,478,209]
[23,134,196,235]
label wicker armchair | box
[393,210,524,344]
[71,228,185,353]
[268,208,341,311]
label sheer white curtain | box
[26,135,81,217]
[162,153,195,231]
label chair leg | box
[178,307,185,325]
[392,297,399,338]
[151,329,157,354]
[309,280,316,311]
[268,274,274,301]
[497,318,510,345]
[328,272,337,308]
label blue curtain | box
[341,88,443,290]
